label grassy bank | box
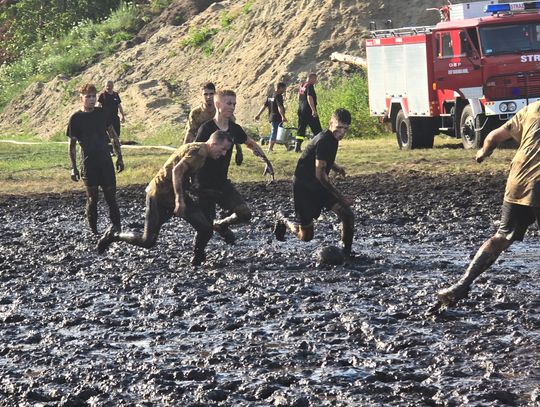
[0,135,514,197]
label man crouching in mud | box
[97,131,232,266]
[273,108,355,257]
[437,101,540,308]
[68,83,124,235]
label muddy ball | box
[316,245,344,265]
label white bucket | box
[276,124,289,143]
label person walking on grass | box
[437,101,540,308]
[254,82,288,152]
[295,72,322,153]
[68,83,124,236]
[97,131,233,266]
[274,108,355,257]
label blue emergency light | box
[485,1,540,13]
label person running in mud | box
[97,131,233,266]
[184,82,243,165]
[254,82,288,152]
[68,83,124,235]
[295,73,322,153]
[274,108,355,257]
[98,80,126,139]
[195,89,275,245]
[437,101,540,308]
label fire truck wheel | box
[396,110,427,150]
[460,105,481,150]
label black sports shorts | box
[293,177,338,226]
[82,158,116,188]
[497,201,540,241]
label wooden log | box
[330,52,367,67]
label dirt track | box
[1,171,539,406]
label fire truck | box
[366,0,540,149]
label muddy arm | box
[316,159,350,205]
[476,127,513,163]
[172,160,189,216]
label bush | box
[286,72,384,139]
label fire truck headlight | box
[500,103,508,112]
[507,102,517,112]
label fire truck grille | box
[487,73,540,100]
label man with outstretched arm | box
[274,108,355,257]
[437,101,540,308]
[195,89,274,245]
[97,131,233,266]
[68,83,124,235]
[184,82,243,165]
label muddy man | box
[97,131,232,266]
[274,108,355,257]
[437,101,540,307]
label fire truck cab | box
[366,1,540,149]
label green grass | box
[0,135,515,196]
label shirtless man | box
[274,108,355,257]
[437,101,540,308]
[67,83,124,235]
[194,89,274,244]
[184,82,243,165]
[97,131,233,266]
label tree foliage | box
[0,0,122,63]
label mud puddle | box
[0,171,539,406]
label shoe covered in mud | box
[97,226,118,254]
[437,282,470,307]
[342,246,356,259]
[190,250,206,267]
[273,214,287,242]
[213,223,236,245]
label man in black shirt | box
[195,89,274,246]
[274,108,354,257]
[255,82,288,152]
[296,73,322,153]
[98,80,126,139]
[67,83,124,236]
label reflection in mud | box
[0,171,538,406]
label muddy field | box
[0,171,539,406]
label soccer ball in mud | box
[316,245,344,265]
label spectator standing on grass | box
[437,101,540,308]
[274,108,355,257]
[67,83,124,236]
[98,80,125,140]
[184,82,243,166]
[295,72,322,153]
[254,82,288,152]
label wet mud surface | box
[1,170,539,406]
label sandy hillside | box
[0,0,442,139]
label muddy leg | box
[213,204,251,245]
[184,204,214,266]
[332,203,355,256]
[437,235,512,306]
[85,186,99,234]
[102,185,121,231]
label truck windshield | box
[479,23,540,55]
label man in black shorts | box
[98,80,125,138]
[195,89,274,244]
[295,73,322,153]
[437,101,540,307]
[254,82,288,152]
[67,83,124,235]
[97,131,233,266]
[274,108,354,256]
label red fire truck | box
[366,0,540,149]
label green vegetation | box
[179,25,218,56]
[0,1,172,111]
[0,136,514,196]
[243,0,255,14]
